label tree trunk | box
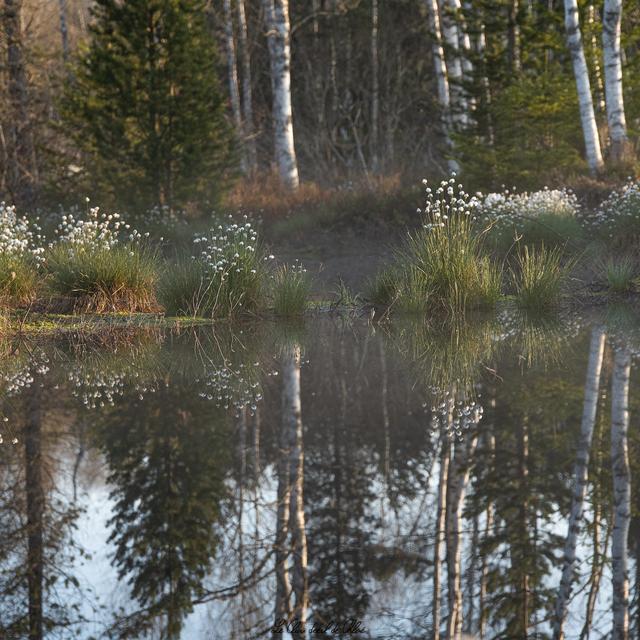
[508,0,521,74]
[587,3,606,113]
[223,0,246,173]
[553,327,606,640]
[446,430,479,638]
[611,347,631,640]
[433,427,451,640]
[274,379,292,625]
[262,0,299,189]
[370,0,380,172]
[25,384,44,640]
[424,0,457,172]
[236,0,258,173]
[58,0,70,63]
[440,0,467,129]
[602,0,631,163]
[563,0,605,174]
[3,0,36,208]
[284,344,308,623]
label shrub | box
[370,177,500,315]
[478,187,582,253]
[161,215,266,318]
[46,207,158,312]
[510,244,569,309]
[272,263,310,316]
[581,179,640,248]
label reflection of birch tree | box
[273,343,308,627]
[611,347,631,640]
[553,327,606,639]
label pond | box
[0,308,638,639]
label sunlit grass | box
[46,243,159,312]
[271,264,311,316]
[510,244,569,309]
[370,214,501,316]
[0,254,40,306]
[604,256,636,293]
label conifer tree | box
[62,0,234,213]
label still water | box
[0,309,638,639]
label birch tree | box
[58,0,70,63]
[262,0,299,189]
[602,0,630,163]
[284,343,308,623]
[611,346,631,640]
[440,0,467,129]
[370,0,380,172]
[432,431,450,640]
[424,0,458,172]
[223,0,245,172]
[236,0,257,172]
[563,0,605,174]
[553,327,606,640]
[446,430,479,638]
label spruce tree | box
[62,0,234,213]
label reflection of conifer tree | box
[97,382,230,638]
[473,337,584,638]
[305,339,378,628]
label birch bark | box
[58,0,70,63]
[262,0,299,189]
[223,0,246,172]
[424,0,458,172]
[236,0,257,172]
[563,0,605,174]
[553,327,606,640]
[371,0,380,172]
[602,0,630,163]
[284,344,308,623]
[611,347,631,640]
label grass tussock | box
[46,244,159,312]
[510,244,569,309]
[271,264,310,316]
[0,254,40,307]
[604,257,637,293]
[159,253,264,318]
[370,213,501,316]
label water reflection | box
[0,309,638,638]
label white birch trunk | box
[424,0,458,172]
[440,0,467,129]
[553,327,606,640]
[564,0,605,174]
[284,344,308,624]
[446,430,479,639]
[588,3,606,113]
[236,0,257,172]
[274,372,292,623]
[223,0,246,173]
[433,432,450,640]
[262,0,299,189]
[602,0,630,163]
[371,0,380,172]
[611,347,631,640]
[58,0,69,63]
